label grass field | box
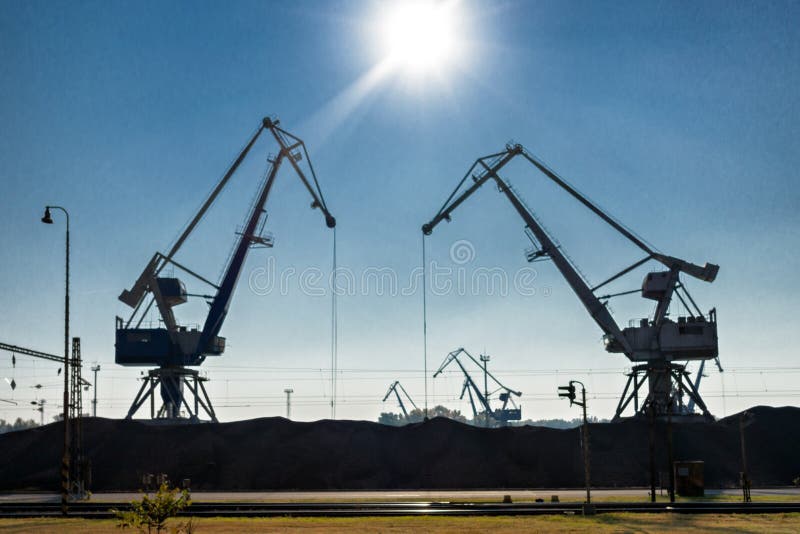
[1,514,799,533]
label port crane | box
[422,144,720,421]
[433,348,522,426]
[382,380,418,419]
[116,117,335,422]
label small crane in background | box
[433,348,522,427]
[382,380,418,419]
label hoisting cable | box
[422,232,429,419]
[331,225,338,419]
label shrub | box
[114,482,192,533]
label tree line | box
[378,407,606,428]
[0,418,39,434]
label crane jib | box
[420,143,719,371]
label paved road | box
[0,488,798,503]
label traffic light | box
[558,383,576,405]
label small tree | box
[115,482,192,533]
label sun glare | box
[381,1,458,74]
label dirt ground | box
[1,514,799,533]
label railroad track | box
[0,501,799,518]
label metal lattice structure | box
[127,367,217,422]
[69,337,88,499]
[0,339,92,499]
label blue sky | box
[0,0,798,423]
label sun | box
[381,1,459,75]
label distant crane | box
[685,357,723,414]
[382,381,418,419]
[433,348,522,426]
[422,143,720,421]
[115,117,335,422]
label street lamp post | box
[91,364,101,417]
[41,205,70,515]
[31,399,46,426]
[284,388,294,419]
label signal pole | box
[91,365,101,417]
[740,411,752,503]
[559,380,592,513]
[480,353,490,427]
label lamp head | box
[41,207,53,224]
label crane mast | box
[115,117,335,421]
[422,144,720,420]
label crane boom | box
[422,144,719,362]
[197,155,284,360]
[519,151,718,283]
[119,124,268,311]
[498,176,633,353]
[423,147,631,354]
[196,119,336,363]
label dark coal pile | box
[0,406,797,491]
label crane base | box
[612,362,713,422]
[125,367,218,423]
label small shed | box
[674,460,704,497]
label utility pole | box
[284,388,293,420]
[558,380,592,514]
[480,353,490,427]
[91,365,101,417]
[740,411,752,503]
[667,396,675,503]
[648,403,656,502]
